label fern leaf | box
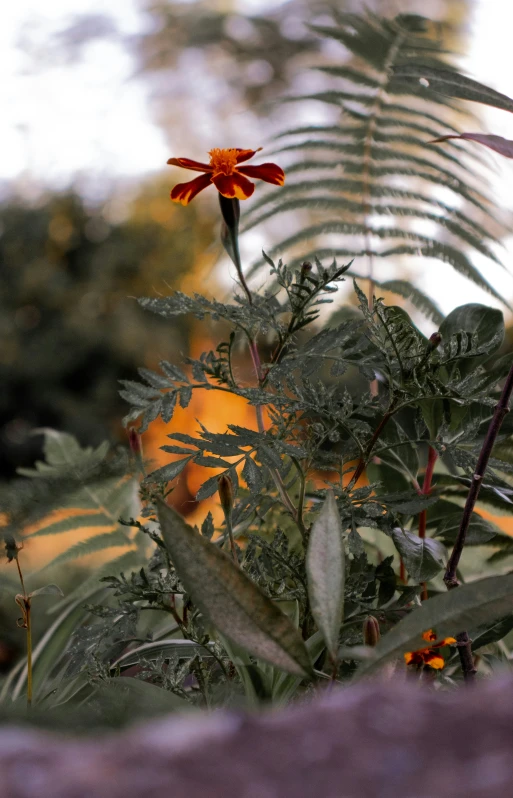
[26,511,116,538]
[41,530,132,572]
[391,65,513,112]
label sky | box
[3,0,513,314]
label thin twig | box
[444,359,513,681]
[348,396,398,488]
[418,446,438,602]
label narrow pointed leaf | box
[433,133,513,159]
[306,492,345,658]
[392,65,513,113]
[157,500,312,677]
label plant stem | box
[444,360,513,681]
[26,604,32,708]
[418,446,438,602]
[225,512,239,566]
[220,196,305,536]
[14,554,32,707]
[418,446,438,540]
[349,397,398,488]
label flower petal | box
[212,171,255,200]
[167,157,212,173]
[235,148,263,163]
[170,172,213,205]
[237,162,285,186]
[424,653,445,670]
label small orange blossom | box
[167,148,285,205]
[404,629,456,670]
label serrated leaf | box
[157,500,312,677]
[306,492,345,659]
[357,573,513,676]
[201,512,215,540]
[143,457,192,485]
[242,456,264,494]
[196,472,225,502]
[390,529,446,583]
[439,304,504,358]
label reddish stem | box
[418,446,438,540]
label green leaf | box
[157,500,312,677]
[306,492,345,659]
[392,65,513,113]
[434,512,505,547]
[390,529,446,583]
[439,304,504,359]
[242,456,264,494]
[271,631,326,705]
[28,584,64,599]
[357,572,513,676]
[470,614,513,652]
[93,676,187,716]
[219,635,270,706]
[143,457,192,485]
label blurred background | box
[2,0,513,546]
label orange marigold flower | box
[167,147,285,205]
[404,629,457,670]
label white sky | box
[3,0,513,315]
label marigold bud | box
[428,332,442,350]
[128,428,142,457]
[300,261,313,282]
[218,474,234,518]
[363,615,381,647]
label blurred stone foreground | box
[1,679,513,798]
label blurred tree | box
[0,181,218,477]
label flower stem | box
[218,195,304,535]
[444,359,513,680]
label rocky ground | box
[1,678,511,797]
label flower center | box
[208,148,238,176]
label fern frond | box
[41,530,133,572]
[259,11,505,317]
[371,279,444,324]
[3,429,142,574]
[269,244,506,307]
